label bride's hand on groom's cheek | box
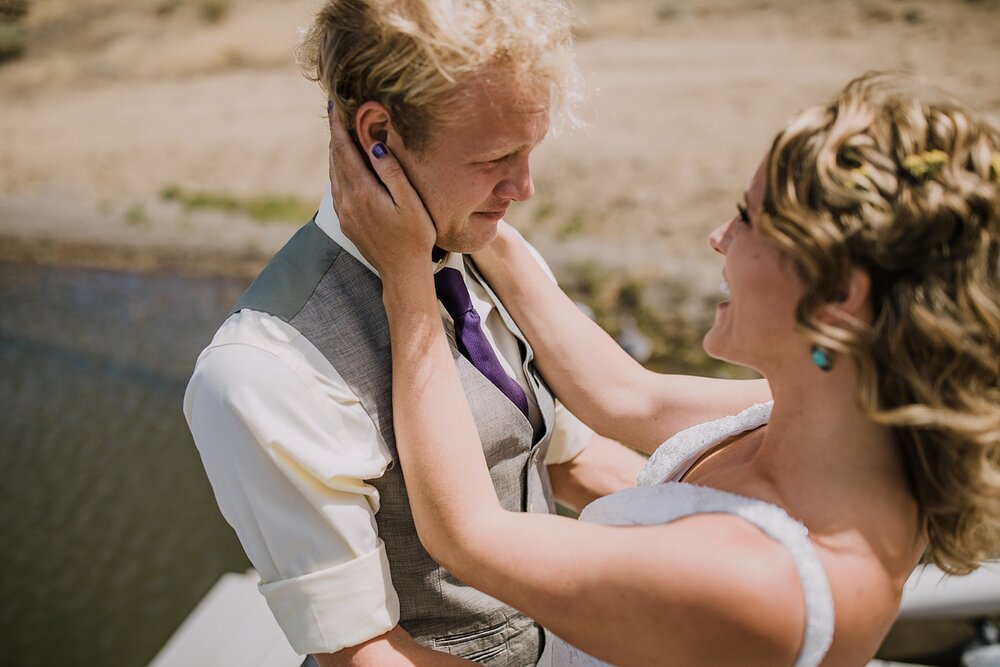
[327,108,436,278]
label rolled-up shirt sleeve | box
[183,313,399,655]
[544,400,594,465]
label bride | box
[327,73,1000,665]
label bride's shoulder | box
[550,519,809,666]
[628,511,810,664]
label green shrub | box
[160,186,314,223]
[125,204,150,227]
[0,22,26,62]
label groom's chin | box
[437,227,500,255]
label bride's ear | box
[817,266,873,325]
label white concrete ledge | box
[153,561,1000,666]
[150,570,302,667]
[898,561,1000,620]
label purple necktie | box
[434,267,530,418]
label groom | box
[184,0,645,665]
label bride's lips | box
[718,275,731,307]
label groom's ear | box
[354,101,393,150]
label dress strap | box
[691,487,835,667]
[637,401,773,487]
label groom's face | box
[388,73,551,253]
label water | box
[0,262,252,667]
[0,261,989,667]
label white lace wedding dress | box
[548,402,835,667]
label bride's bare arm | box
[379,268,799,666]
[329,122,802,666]
[473,231,770,450]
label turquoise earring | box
[811,345,833,371]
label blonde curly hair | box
[297,0,583,151]
[760,72,1000,574]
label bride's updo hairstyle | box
[760,72,1000,574]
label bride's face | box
[702,159,808,374]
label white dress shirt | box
[183,186,594,655]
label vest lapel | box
[464,256,556,444]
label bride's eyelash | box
[736,202,750,225]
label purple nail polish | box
[327,100,334,113]
[372,143,387,159]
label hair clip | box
[846,164,869,190]
[902,149,948,181]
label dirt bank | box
[2,0,999,367]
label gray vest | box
[234,220,556,664]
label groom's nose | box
[495,156,534,202]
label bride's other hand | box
[327,110,436,280]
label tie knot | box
[434,267,475,319]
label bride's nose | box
[708,220,731,255]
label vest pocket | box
[434,619,507,647]
[434,619,509,662]
[463,642,507,663]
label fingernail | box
[372,143,387,159]
[327,100,334,113]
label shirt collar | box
[316,183,458,278]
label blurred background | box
[1,1,998,665]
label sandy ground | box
[1,0,999,333]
